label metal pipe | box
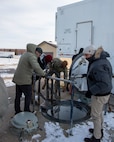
[46,76,74,84]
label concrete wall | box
[38,42,57,58]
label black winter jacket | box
[87,47,112,96]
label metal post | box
[69,83,74,135]
[32,72,36,112]
[46,78,49,100]
[51,79,54,105]
[37,77,41,109]
[46,76,76,134]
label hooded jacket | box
[13,43,45,85]
[87,47,112,96]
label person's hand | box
[44,73,49,78]
[85,90,92,98]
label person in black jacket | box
[83,45,112,142]
[37,52,46,70]
[31,52,53,104]
[40,54,53,89]
[38,54,53,70]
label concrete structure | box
[38,41,72,69]
[38,41,57,58]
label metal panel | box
[76,21,93,50]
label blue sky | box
[0,0,82,49]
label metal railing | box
[32,73,79,135]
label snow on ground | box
[42,117,113,142]
[29,115,114,142]
[0,56,114,142]
[0,56,20,68]
[0,56,20,87]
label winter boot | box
[89,128,103,138]
[84,136,100,142]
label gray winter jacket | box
[87,47,112,96]
[13,43,45,85]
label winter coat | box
[13,43,45,85]
[37,53,46,70]
[87,47,112,96]
[0,77,8,123]
[49,58,68,79]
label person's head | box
[62,60,68,68]
[45,55,53,64]
[83,45,96,59]
[35,47,43,57]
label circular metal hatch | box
[10,112,38,132]
[41,100,90,124]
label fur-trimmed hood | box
[94,46,110,59]
[87,46,110,63]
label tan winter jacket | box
[13,43,45,85]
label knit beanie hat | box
[45,55,53,63]
[35,47,43,54]
[83,45,96,55]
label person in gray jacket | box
[83,45,112,142]
[13,43,45,114]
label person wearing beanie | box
[45,55,53,64]
[83,45,95,54]
[83,45,112,142]
[37,54,53,70]
[37,53,46,70]
[39,55,53,90]
[35,47,43,54]
[32,53,53,92]
[13,43,45,114]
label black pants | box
[15,84,32,113]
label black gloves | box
[85,90,92,98]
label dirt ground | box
[0,84,73,142]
